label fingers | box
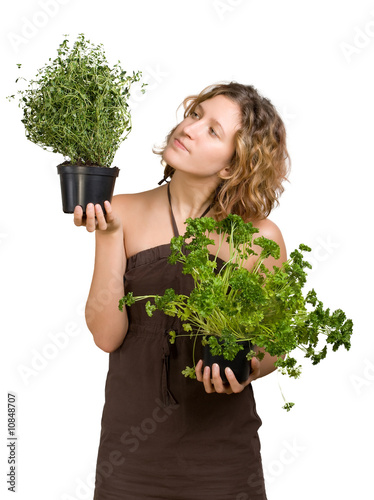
[73,205,84,226]
[103,200,114,224]
[73,201,112,232]
[247,357,261,384]
[202,365,217,394]
[195,359,204,381]
[211,363,232,394]
[85,203,97,232]
[196,359,251,395]
[94,204,108,231]
[196,360,233,394]
[223,367,245,393]
[196,360,214,393]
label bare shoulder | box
[211,216,287,269]
[252,218,285,245]
[249,217,287,267]
[111,186,166,224]
[110,185,171,257]
[111,186,163,212]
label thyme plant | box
[9,34,145,166]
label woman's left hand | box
[195,357,261,394]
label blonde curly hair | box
[156,82,290,221]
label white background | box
[1,0,373,499]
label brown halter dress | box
[93,185,267,499]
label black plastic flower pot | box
[57,164,120,214]
[203,339,252,384]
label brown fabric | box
[93,195,267,499]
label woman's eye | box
[191,111,199,118]
[209,127,217,137]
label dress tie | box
[161,330,178,407]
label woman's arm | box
[74,197,128,353]
[252,347,283,378]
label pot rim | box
[57,164,120,177]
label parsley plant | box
[119,215,353,409]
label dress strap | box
[167,183,180,237]
[167,182,212,238]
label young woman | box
[74,82,289,499]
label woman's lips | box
[174,138,188,152]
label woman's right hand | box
[73,201,122,234]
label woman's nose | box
[182,120,201,139]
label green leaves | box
[229,268,267,305]
[10,33,145,167]
[182,366,197,379]
[282,402,295,412]
[253,236,280,260]
[118,292,135,311]
[154,288,186,316]
[217,214,259,249]
[169,330,177,344]
[275,356,302,378]
[207,331,244,361]
[119,215,354,404]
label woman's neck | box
[168,172,219,220]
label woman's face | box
[163,95,242,181]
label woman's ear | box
[219,164,231,177]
